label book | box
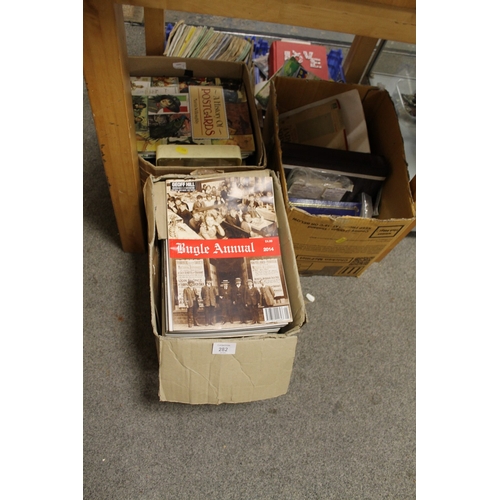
[130,76,256,161]
[268,40,330,80]
[188,85,229,140]
[210,100,255,155]
[162,173,293,337]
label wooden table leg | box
[343,35,380,84]
[84,0,146,253]
[144,7,166,56]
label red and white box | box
[268,40,329,80]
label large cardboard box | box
[143,170,306,404]
[264,77,416,277]
[128,56,266,181]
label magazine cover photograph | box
[163,174,293,337]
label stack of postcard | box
[164,20,253,65]
[161,172,293,338]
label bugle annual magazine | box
[162,173,293,337]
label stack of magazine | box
[160,172,293,338]
[164,20,253,65]
[131,75,256,163]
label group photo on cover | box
[163,175,293,336]
[166,175,279,241]
[181,275,279,328]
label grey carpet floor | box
[83,21,416,500]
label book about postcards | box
[163,174,293,338]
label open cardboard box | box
[143,169,306,404]
[129,56,266,183]
[264,76,416,277]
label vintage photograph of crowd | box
[163,174,293,336]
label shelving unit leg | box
[83,0,146,253]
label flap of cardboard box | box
[157,335,298,404]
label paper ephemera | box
[163,174,293,337]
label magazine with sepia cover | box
[163,174,293,337]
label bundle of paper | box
[164,21,253,65]
[281,142,391,202]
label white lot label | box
[172,62,187,69]
[212,343,236,355]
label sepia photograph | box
[163,175,292,336]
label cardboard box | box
[128,56,266,182]
[268,40,329,80]
[143,170,306,404]
[264,77,416,277]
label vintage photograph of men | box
[163,175,293,336]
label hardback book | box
[130,76,256,161]
[268,40,330,80]
[162,173,293,337]
[188,85,229,140]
